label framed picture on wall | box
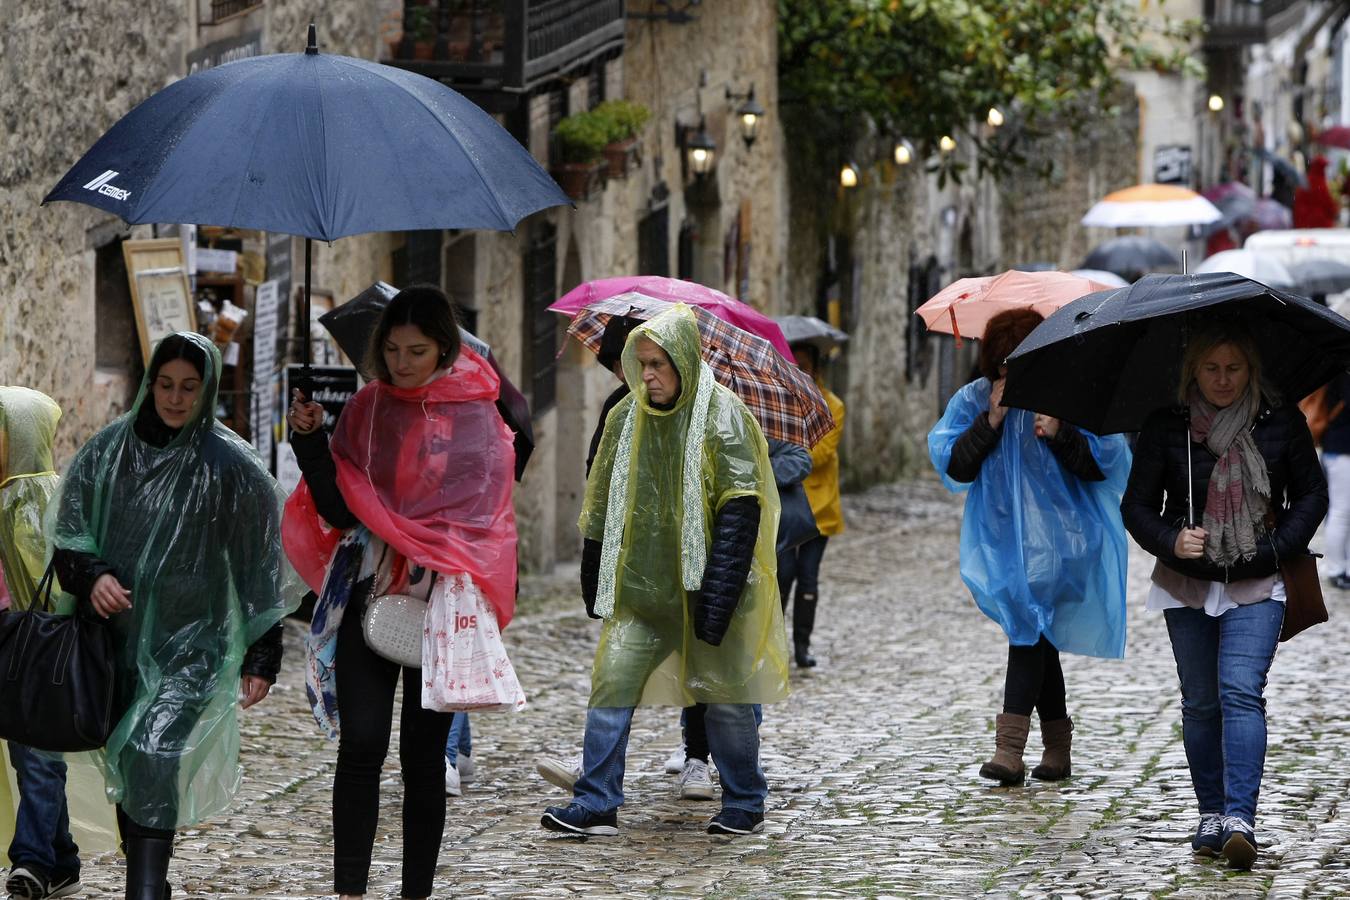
[123,238,197,365]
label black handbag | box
[776,482,821,555]
[0,565,115,751]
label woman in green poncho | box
[541,304,789,838]
[49,333,301,900]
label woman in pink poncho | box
[282,285,519,900]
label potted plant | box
[552,112,609,201]
[593,100,651,179]
[387,2,437,60]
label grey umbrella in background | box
[1288,259,1350,296]
[775,315,849,354]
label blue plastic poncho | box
[49,333,303,829]
[928,379,1131,659]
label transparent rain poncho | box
[929,378,1131,659]
[0,387,62,610]
[49,332,303,829]
[582,304,790,707]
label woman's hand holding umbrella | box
[287,389,323,435]
[1174,526,1208,559]
[988,378,1008,428]
[90,573,132,618]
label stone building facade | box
[1,1,1143,574]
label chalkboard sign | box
[282,364,361,436]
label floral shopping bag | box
[422,573,527,713]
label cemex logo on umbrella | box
[82,170,131,201]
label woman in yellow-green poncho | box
[540,304,788,839]
[49,333,302,900]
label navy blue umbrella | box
[44,25,570,366]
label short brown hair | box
[368,284,461,383]
[978,309,1044,381]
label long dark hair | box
[368,284,461,382]
[147,333,208,383]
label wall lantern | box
[726,84,766,149]
[679,116,717,179]
[939,134,957,154]
[840,162,860,189]
[1208,94,1225,113]
[986,107,1005,128]
[893,138,914,166]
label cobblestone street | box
[79,478,1350,898]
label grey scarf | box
[1189,386,1270,566]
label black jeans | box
[1002,636,1067,721]
[333,598,455,897]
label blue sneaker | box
[707,807,764,835]
[1191,813,1223,856]
[541,803,619,836]
[1220,816,1258,870]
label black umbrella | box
[321,282,535,481]
[1288,259,1350,296]
[1081,236,1180,282]
[1003,272,1350,435]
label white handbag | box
[362,594,428,668]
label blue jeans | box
[575,704,766,815]
[7,743,79,880]
[1164,599,1284,825]
[444,713,472,759]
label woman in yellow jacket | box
[779,344,845,667]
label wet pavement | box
[76,478,1350,898]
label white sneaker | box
[537,753,583,792]
[444,757,462,797]
[664,745,687,774]
[457,752,476,785]
[677,758,715,801]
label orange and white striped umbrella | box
[1081,183,1222,228]
[916,269,1115,344]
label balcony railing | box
[1204,0,1305,46]
[385,0,625,98]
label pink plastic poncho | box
[283,348,519,627]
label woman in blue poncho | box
[929,309,1131,786]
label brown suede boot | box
[979,713,1030,786]
[1031,717,1074,781]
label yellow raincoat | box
[0,387,117,861]
[581,305,790,708]
[802,384,845,536]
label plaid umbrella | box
[568,293,834,447]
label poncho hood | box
[623,304,704,416]
[0,387,60,484]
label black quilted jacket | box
[1120,401,1327,583]
[579,495,761,646]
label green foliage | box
[778,0,1204,181]
[553,112,609,164]
[591,100,652,144]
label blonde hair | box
[1177,323,1275,405]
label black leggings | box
[1002,636,1067,721]
[333,599,455,897]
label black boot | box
[793,590,818,667]
[124,833,174,900]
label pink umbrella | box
[916,270,1116,345]
[550,275,793,359]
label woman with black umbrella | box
[1121,323,1327,870]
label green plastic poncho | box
[49,333,303,829]
[581,304,790,708]
[0,387,62,610]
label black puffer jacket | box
[1121,401,1327,583]
[945,412,1105,484]
[577,496,761,645]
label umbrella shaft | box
[304,238,312,368]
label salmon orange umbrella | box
[1081,183,1221,228]
[916,270,1115,345]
